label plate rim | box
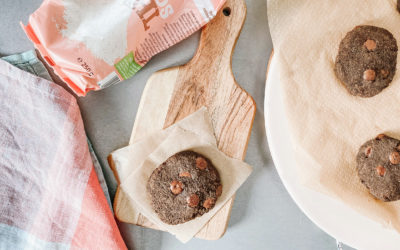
[264,57,343,244]
[264,55,400,250]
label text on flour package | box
[22,0,226,96]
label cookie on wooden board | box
[147,151,222,225]
[335,25,398,97]
[356,134,400,202]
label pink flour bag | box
[22,0,225,96]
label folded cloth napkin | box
[0,52,126,249]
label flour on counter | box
[61,0,133,65]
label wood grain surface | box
[111,0,256,240]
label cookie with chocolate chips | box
[147,151,222,225]
[356,134,400,202]
[335,25,398,97]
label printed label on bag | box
[114,52,143,80]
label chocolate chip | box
[365,146,372,158]
[202,198,216,209]
[196,157,208,170]
[376,134,386,140]
[187,194,199,207]
[376,165,386,177]
[170,180,183,195]
[364,39,377,51]
[381,69,389,79]
[390,151,400,165]
[179,172,191,178]
[363,69,376,81]
[216,185,223,197]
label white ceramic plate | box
[264,56,400,250]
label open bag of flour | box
[22,0,225,96]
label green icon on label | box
[115,52,142,80]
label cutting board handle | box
[188,0,247,70]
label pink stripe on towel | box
[0,59,126,249]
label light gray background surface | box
[1,0,354,249]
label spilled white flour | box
[62,0,148,65]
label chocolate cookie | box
[147,151,222,225]
[356,134,400,202]
[335,25,398,97]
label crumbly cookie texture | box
[147,151,222,225]
[356,134,400,202]
[335,25,398,97]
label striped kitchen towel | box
[0,52,126,249]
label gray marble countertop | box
[0,0,354,249]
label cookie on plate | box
[147,151,222,225]
[356,134,400,202]
[335,25,398,97]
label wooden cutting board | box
[111,0,256,240]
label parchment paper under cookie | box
[120,128,252,242]
[268,0,400,233]
[111,108,252,242]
